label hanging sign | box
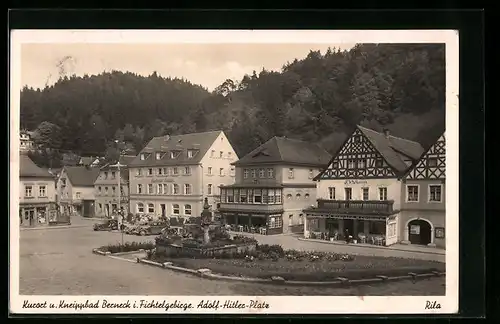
[410,224,420,235]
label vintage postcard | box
[9,29,459,314]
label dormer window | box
[140,153,145,161]
[156,152,162,160]
[219,151,223,158]
[428,158,438,167]
[187,150,194,158]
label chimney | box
[383,128,390,138]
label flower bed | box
[148,243,445,281]
[98,241,155,254]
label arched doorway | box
[407,219,432,245]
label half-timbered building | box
[303,125,424,246]
[400,132,446,248]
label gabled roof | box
[233,136,332,167]
[63,166,100,187]
[403,131,446,178]
[357,125,424,173]
[129,131,223,167]
[20,155,53,178]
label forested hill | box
[20,43,445,168]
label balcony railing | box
[314,199,395,215]
[219,202,284,213]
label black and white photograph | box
[9,30,459,314]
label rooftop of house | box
[233,136,332,167]
[20,155,53,178]
[63,166,100,187]
[403,131,446,177]
[129,130,224,167]
[356,125,425,173]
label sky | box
[21,43,355,91]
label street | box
[18,219,445,296]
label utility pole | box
[110,160,125,246]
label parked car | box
[135,221,168,236]
[93,219,118,231]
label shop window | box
[268,216,283,229]
[369,221,386,235]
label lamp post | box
[110,160,125,246]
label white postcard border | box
[9,29,459,314]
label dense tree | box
[20,44,445,167]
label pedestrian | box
[345,229,350,244]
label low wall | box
[156,242,257,258]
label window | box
[362,187,369,201]
[429,185,442,202]
[219,168,224,176]
[105,187,109,194]
[137,203,144,213]
[286,194,293,200]
[157,184,164,194]
[296,193,301,200]
[140,153,145,160]
[76,192,81,199]
[111,171,116,179]
[268,216,283,229]
[172,204,180,215]
[251,169,256,178]
[230,167,235,176]
[137,184,143,194]
[219,151,223,158]
[254,189,262,203]
[370,221,386,235]
[240,189,248,203]
[228,152,232,159]
[379,187,388,200]
[428,158,438,167]
[345,188,352,200]
[207,184,213,195]
[98,203,102,211]
[357,159,366,169]
[184,184,192,195]
[112,187,116,195]
[243,169,249,179]
[136,169,142,176]
[226,189,234,203]
[98,186,102,194]
[348,160,355,169]
[305,193,310,199]
[173,184,179,195]
[267,168,274,178]
[39,185,46,197]
[173,167,179,176]
[308,169,314,179]
[148,184,154,194]
[170,151,176,159]
[184,166,191,175]
[187,150,194,158]
[163,168,168,176]
[184,204,192,216]
[25,185,32,197]
[147,168,153,176]
[388,223,397,237]
[375,158,383,168]
[407,185,419,202]
[211,150,215,157]
[288,168,294,179]
[258,169,265,178]
[328,187,336,200]
[104,171,108,179]
[275,190,282,203]
[120,185,125,195]
[148,203,154,213]
[157,168,163,175]
[207,167,212,175]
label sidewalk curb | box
[296,238,446,256]
[20,224,89,231]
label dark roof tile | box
[64,166,100,187]
[20,155,53,178]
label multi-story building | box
[57,166,100,217]
[19,155,56,227]
[128,131,238,221]
[219,136,332,235]
[20,130,34,152]
[400,132,446,248]
[94,155,135,218]
[304,126,424,246]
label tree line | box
[21,43,445,168]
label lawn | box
[150,254,445,281]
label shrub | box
[99,241,155,253]
[256,244,285,257]
[232,235,258,244]
[155,234,181,246]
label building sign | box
[151,179,174,183]
[435,227,445,239]
[344,180,368,185]
[410,224,420,235]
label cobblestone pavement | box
[18,221,445,296]
[230,232,446,263]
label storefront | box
[220,211,284,235]
[19,203,55,227]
